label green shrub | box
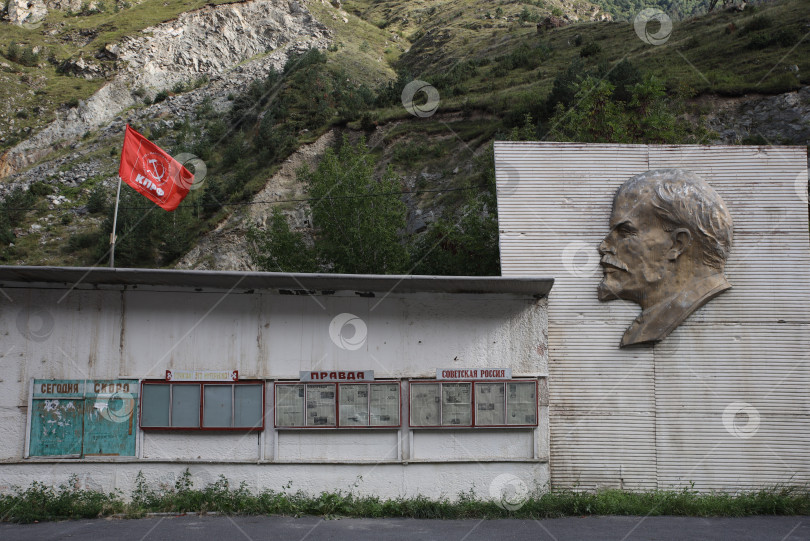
[6,42,20,62]
[283,47,326,74]
[748,28,800,50]
[247,210,317,273]
[6,43,40,67]
[684,36,701,49]
[773,27,799,47]
[29,182,53,196]
[544,57,588,116]
[741,15,772,35]
[603,58,642,103]
[495,42,551,71]
[87,183,108,214]
[580,42,601,57]
[758,72,800,94]
[66,231,101,251]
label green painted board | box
[82,393,137,456]
[30,379,138,458]
[29,399,84,457]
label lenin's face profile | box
[597,181,676,306]
[597,169,734,347]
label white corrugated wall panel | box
[496,142,810,491]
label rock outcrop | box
[0,0,330,178]
[7,0,102,26]
[7,0,48,26]
[175,130,336,271]
[706,85,810,146]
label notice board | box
[28,379,138,457]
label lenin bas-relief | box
[597,169,734,347]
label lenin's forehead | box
[611,179,656,222]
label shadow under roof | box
[0,266,553,297]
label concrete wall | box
[0,284,549,499]
[496,142,810,491]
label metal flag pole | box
[109,176,122,268]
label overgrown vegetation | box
[548,73,702,143]
[0,188,36,246]
[5,43,40,67]
[246,135,500,275]
[2,472,809,523]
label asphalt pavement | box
[0,515,807,540]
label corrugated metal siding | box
[496,142,810,491]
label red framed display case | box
[139,380,265,431]
[274,381,401,429]
[409,380,538,428]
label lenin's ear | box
[667,228,692,261]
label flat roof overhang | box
[0,266,553,298]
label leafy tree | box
[410,195,500,276]
[544,57,587,117]
[97,187,197,267]
[249,136,410,274]
[603,58,642,103]
[247,210,317,273]
[0,187,34,247]
[304,136,409,274]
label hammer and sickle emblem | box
[147,158,166,183]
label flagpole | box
[109,176,122,268]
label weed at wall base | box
[1,472,809,523]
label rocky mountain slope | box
[0,0,808,270]
[0,0,331,178]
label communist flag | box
[118,125,193,211]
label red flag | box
[118,125,193,211]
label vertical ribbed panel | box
[495,142,810,491]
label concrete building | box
[0,267,552,499]
[3,143,808,499]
